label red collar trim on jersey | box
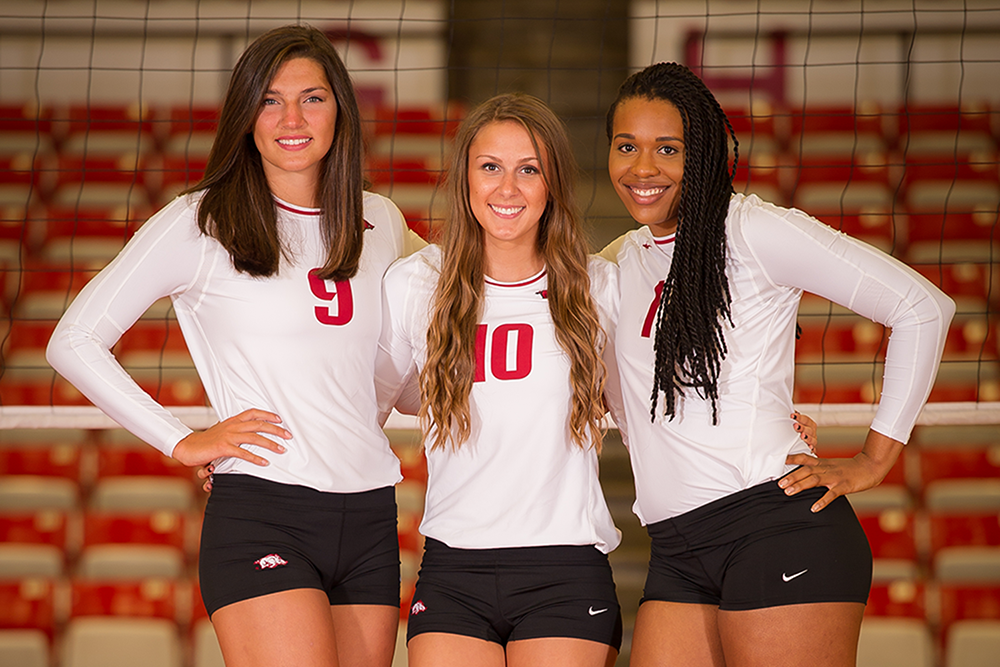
[652,233,676,245]
[485,269,547,288]
[274,198,321,216]
[273,198,374,230]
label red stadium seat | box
[158,105,218,160]
[788,155,898,242]
[0,580,58,638]
[151,155,208,206]
[0,513,70,550]
[724,101,789,155]
[902,153,1000,224]
[866,578,926,619]
[731,151,789,206]
[95,445,193,481]
[929,514,1000,556]
[47,155,151,214]
[55,103,158,158]
[35,204,147,255]
[70,579,186,623]
[0,445,82,481]
[896,103,996,158]
[0,104,54,157]
[366,156,443,188]
[787,104,891,158]
[917,447,1000,486]
[857,510,918,561]
[82,511,190,555]
[0,155,47,220]
[937,584,1000,633]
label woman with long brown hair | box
[48,25,421,667]
[377,93,623,667]
[602,62,954,667]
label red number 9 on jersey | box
[308,270,354,326]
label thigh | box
[629,601,725,667]
[408,632,505,667]
[329,604,399,667]
[718,602,864,667]
[507,637,617,667]
[212,588,339,667]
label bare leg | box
[329,604,399,667]
[408,632,505,667]
[507,637,617,667]
[212,588,340,667]
[629,601,726,667]
[718,602,864,667]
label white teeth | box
[490,204,523,215]
[631,186,666,197]
[278,138,311,146]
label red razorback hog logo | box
[254,554,288,570]
[410,600,427,616]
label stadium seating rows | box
[0,428,426,667]
[1,101,998,665]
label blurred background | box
[1,1,998,666]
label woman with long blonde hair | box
[377,93,623,667]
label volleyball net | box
[1,0,998,431]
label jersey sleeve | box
[374,252,428,421]
[598,233,628,265]
[45,197,206,456]
[739,200,956,443]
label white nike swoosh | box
[782,569,808,582]
[588,607,609,616]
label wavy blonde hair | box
[420,93,607,453]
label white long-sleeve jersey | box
[376,246,623,553]
[47,191,422,493]
[602,193,955,525]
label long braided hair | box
[606,62,739,423]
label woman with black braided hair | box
[600,63,954,666]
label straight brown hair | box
[184,25,366,280]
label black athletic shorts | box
[199,474,400,617]
[642,477,872,611]
[406,538,622,650]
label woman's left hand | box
[781,429,904,513]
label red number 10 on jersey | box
[474,323,534,382]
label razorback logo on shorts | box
[410,600,427,616]
[254,553,288,570]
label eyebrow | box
[265,86,329,96]
[475,154,541,163]
[613,132,682,142]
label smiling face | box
[253,57,337,205]
[468,120,550,255]
[608,96,685,237]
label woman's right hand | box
[171,408,291,470]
